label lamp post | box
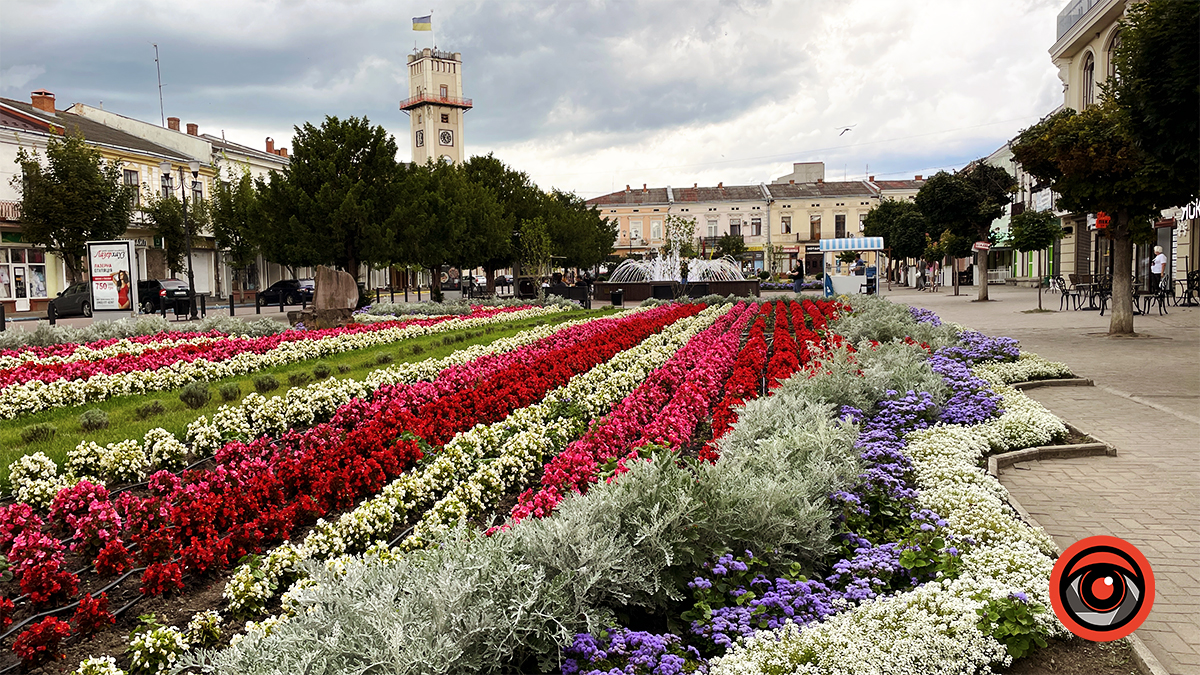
[159,159,202,319]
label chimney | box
[167,117,180,131]
[693,183,697,188]
[30,90,55,113]
[868,175,875,181]
[642,183,647,192]
[717,182,723,189]
[277,147,288,158]
[789,180,795,184]
[915,175,923,180]
[266,137,275,154]
[625,185,630,192]
[817,178,824,183]
[186,123,198,136]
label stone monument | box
[288,265,359,328]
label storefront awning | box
[1154,218,1176,228]
[818,237,885,252]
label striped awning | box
[818,237,885,252]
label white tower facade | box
[401,48,471,165]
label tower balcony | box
[399,94,473,111]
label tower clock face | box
[415,130,424,147]
[439,129,454,146]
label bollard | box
[255,293,261,314]
[418,286,422,302]
[161,297,167,319]
[0,301,6,331]
[390,287,395,303]
[47,301,57,326]
[200,294,207,318]
[376,288,381,304]
[404,285,409,303]
[279,294,285,313]
[230,293,236,317]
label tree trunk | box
[485,267,496,295]
[1108,213,1135,335]
[429,266,443,302]
[976,250,989,301]
[1037,250,1043,311]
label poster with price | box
[87,240,136,312]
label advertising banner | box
[87,240,136,312]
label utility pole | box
[154,44,165,127]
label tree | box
[915,167,1014,300]
[396,159,506,300]
[1009,209,1064,310]
[210,167,262,300]
[1012,102,1172,334]
[257,116,400,280]
[863,198,927,283]
[140,193,187,272]
[714,233,747,261]
[461,154,534,291]
[1107,0,1199,202]
[12,132,136,282]
[545,190,617,270]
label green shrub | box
[179,382,212,410]
[134,401,166,420]
[374,353,394,365]
[218,382,241,403]
[20,423,57,445]
[410,344,425,356]
[79,409,110,432]
[288,372,313,387]
[337,364,352,374]
[254,375,280,394]
[976,595,1049,658]
[312,363,332,379]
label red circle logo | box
[1049,535,1154,641]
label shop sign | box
[972,241,991,252]
[1096,212,1110,229]
[805,244,822,253]
[86,240,137,312]
[1180,198,1200,221]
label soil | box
[1001,636,1140,675]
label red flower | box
[12,616,71,666]
[72,592,115,636]
[140,562,184,596]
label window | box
[810,214,821,240]
[630,220,643,241]
[650,220,662,240]
[0,247,48,299]
[1107,31,1121,81]
[440,84,448,98]
[730,218,742,237]
[441,113,450,123]
[161,172,173,198]
[124,169,140,206]
[707,219,718,238]
[750,217,762,237]
[835,214,847,238]
[415,129,424,147]
[781,215,792,234]
[192,181,203,203]
[1082,52,1095,108]
[859,213,867,232]
[417,114,422,124]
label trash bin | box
[173,297,191,318]
[611,289,624,306]
[864,266,877,295]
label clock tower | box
[401,48,472,165]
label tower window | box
[441,113,449,123]
[440,84,448,98]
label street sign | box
[972,241,991,252]
[1096,212,1110,229]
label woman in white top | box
[1150,245,1167,291]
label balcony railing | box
[399,93,474,111]
[0,200,21,222]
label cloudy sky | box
[2,0,1065,198]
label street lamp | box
[159,159,202,319]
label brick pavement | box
[885,284,1200,674]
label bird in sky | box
[836,124,858,136]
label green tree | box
[1011,102,1171,334]
[257,116,401,280]
[210,166,262,300]
[12,132,136,282]
[461,154,535,291]
[544,190,617,270]
[714,233,747,261]
[915,167,1014,300]
[139,193,187,272]
[863,198,927,283]
[1009,209,1064,310]
[661,214,697,258]
[397,159,507,300]
[1107,0,1200,201]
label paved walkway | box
[889,284,1200,675]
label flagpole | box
[430,9,435,50]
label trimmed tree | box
[1009,209,1064,310]
[12,133,136,282]
[210,167,262,302]
[1011,102,1171,334]
[915,167,1014,300]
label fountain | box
[596,247,760,302]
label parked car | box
[258,279,315,306]
[48,282,93,317]
[137,278,192,314]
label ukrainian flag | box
[413,15,432,31]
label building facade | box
[402,49,471,165]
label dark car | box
[258,279,315,306]
[138,278,191,314]
[49,282,93,318]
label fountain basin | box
[593,280,760,302]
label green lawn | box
[1,308,614,490]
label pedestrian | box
[1150,245,1167,291]
[790,261,805,293]
[680,260,689,286]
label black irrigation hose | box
[0,566,149,643]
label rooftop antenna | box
[153,43,165,127]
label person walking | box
[1150,245,1167,291]
[790,261,805,293]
